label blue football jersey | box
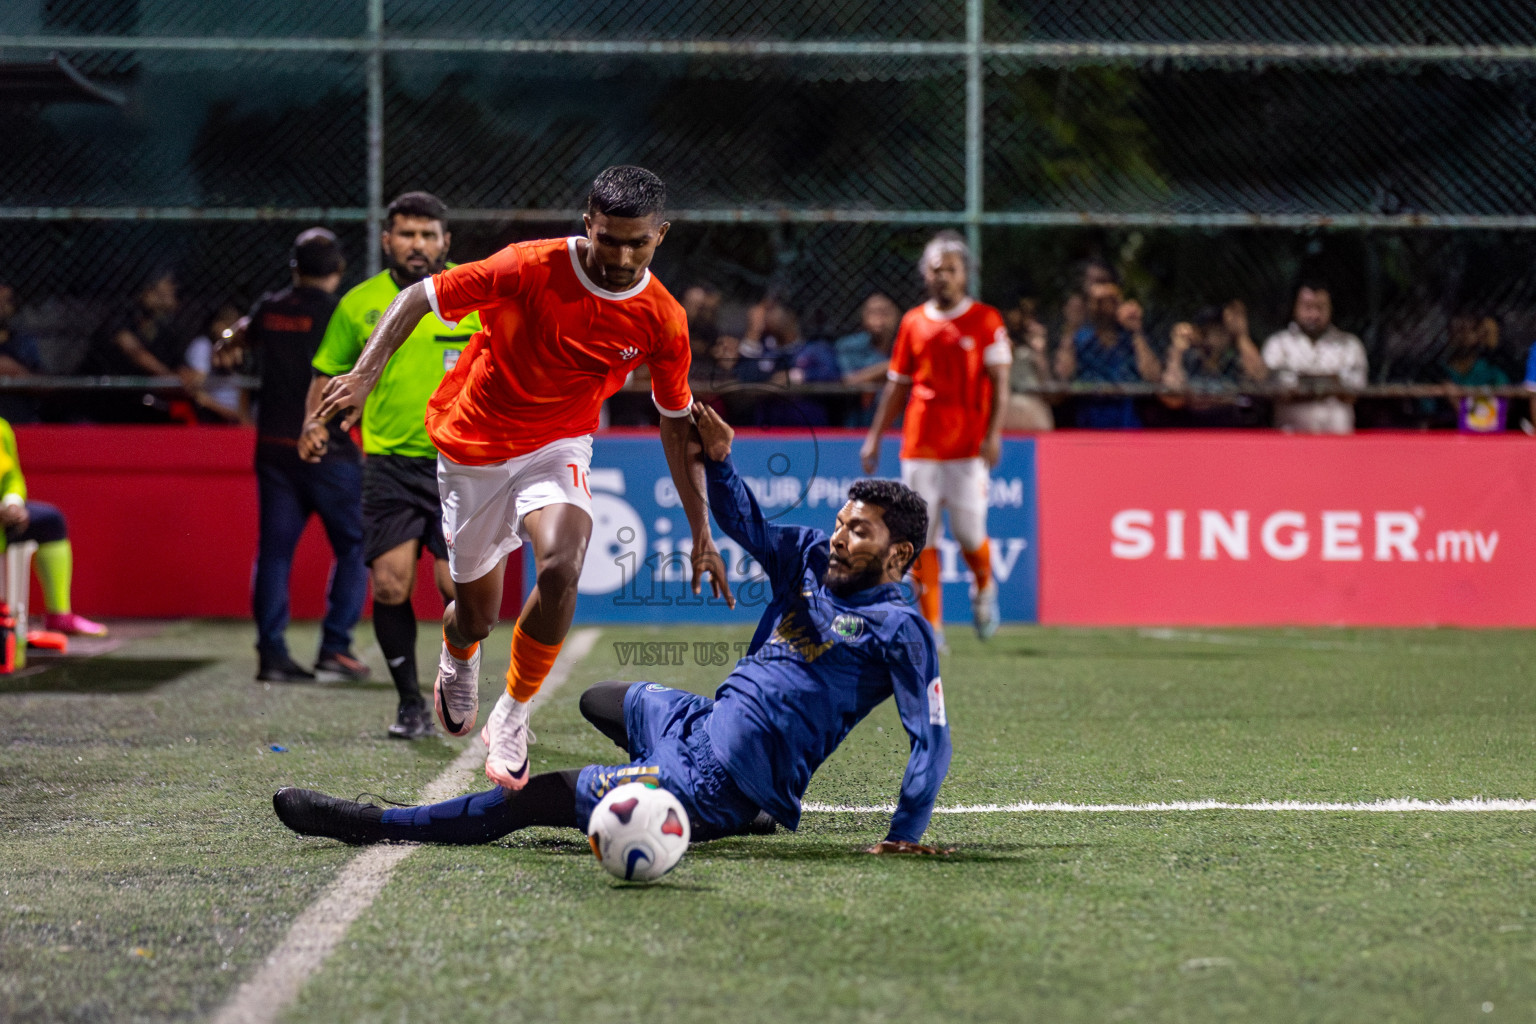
[702,453,951,844]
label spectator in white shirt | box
[1261,281,1368,434]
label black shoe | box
[315,651,372,683]
[387,699,435,740]
[257,655,316,683]
[741,810,779,835]
[273,787,387,844]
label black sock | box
[377,770,580,844]
[372,600,420,704]
[579,681,635,751]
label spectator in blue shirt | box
[736,297,842,426]
[0,284,43,424]
[1053,280,1161,428]
[835,292,900,426]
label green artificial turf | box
[3,622,1536,1022]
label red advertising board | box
[1036,432,1536,627]
[12,426,520,621]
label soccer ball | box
[587,781,690,882]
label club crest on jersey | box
[618,345,640,361]
[927,677,946,726]
[832,613,865,640]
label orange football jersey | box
[887,297,1011,461]
[424,237,692,465]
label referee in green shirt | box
[299,192,479,739]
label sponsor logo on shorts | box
[927,677,946,727]
[645,683,670,692]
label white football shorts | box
[900,456,990,551]
[437,435,594,583]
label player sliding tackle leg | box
[861,230,1010,647]
[313,166,732,789]
[275,403,951,855]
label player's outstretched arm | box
[313,281,431,432]
[860,378,910,474]
[694,401,819,592]
[661,405,734,609]
[877,618,953,852]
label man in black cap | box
[219,228,370,682]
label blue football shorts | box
[574,683,759,841]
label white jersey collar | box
[922,296,973,321]
[567,237,651,301]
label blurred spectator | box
[1436,313,1507,433]
[1001,292,1053,431]
[184,301,249,424]
[736,296,841,426]
[1057,259,1117,356]
[1261,281,1367,434]
[681,283,724,376]
[1054,280,1161,428]
[0,416,107,636]
[81,269,201,422]
[1160,301,1268,427]
[0,283,44,424]
[835,291,899,426]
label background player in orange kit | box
[860,230,1010,650]
[315,166,733,789]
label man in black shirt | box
[82,268,200,422]
[224,229,369,683]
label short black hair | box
[386,191,448,230]
[1295,277,1330,299]
[291,226,343,277]
[847,478,928,571]
[587,165,667,220]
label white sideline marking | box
[211,628,601,1024]
[805,798,1536,814]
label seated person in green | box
[0,419,106,636]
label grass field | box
[2,621,1535,1022]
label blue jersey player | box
[273,402,953,855]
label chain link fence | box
[3,0,1536,419]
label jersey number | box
[567,463,592,498]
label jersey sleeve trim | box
[653,393,693,418]
[982,326,1013,367]
[422,277,458,329]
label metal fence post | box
[965,0,984,278]
[366,0,384,276]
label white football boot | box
[433,638,481,737]
[484,693,535,790]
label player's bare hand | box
[1170,322,1196,352]
[1117,299,1144,334]
[315,372,372,433]
[1222,299,1249,339]
[859,436,880,474]
[297,419,330,463]
[0,503,28,530]
[691,535,736,609]
[691,401,733,461]
[866,840,953,855]
[980,433,1002,468]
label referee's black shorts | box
[362,453,448,565]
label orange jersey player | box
[316,166,733,790]
[861,230,1010,650]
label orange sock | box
[961,539,993,592]
[506,622,563,703]
[910,548,943,629]
[444,631,479,662]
